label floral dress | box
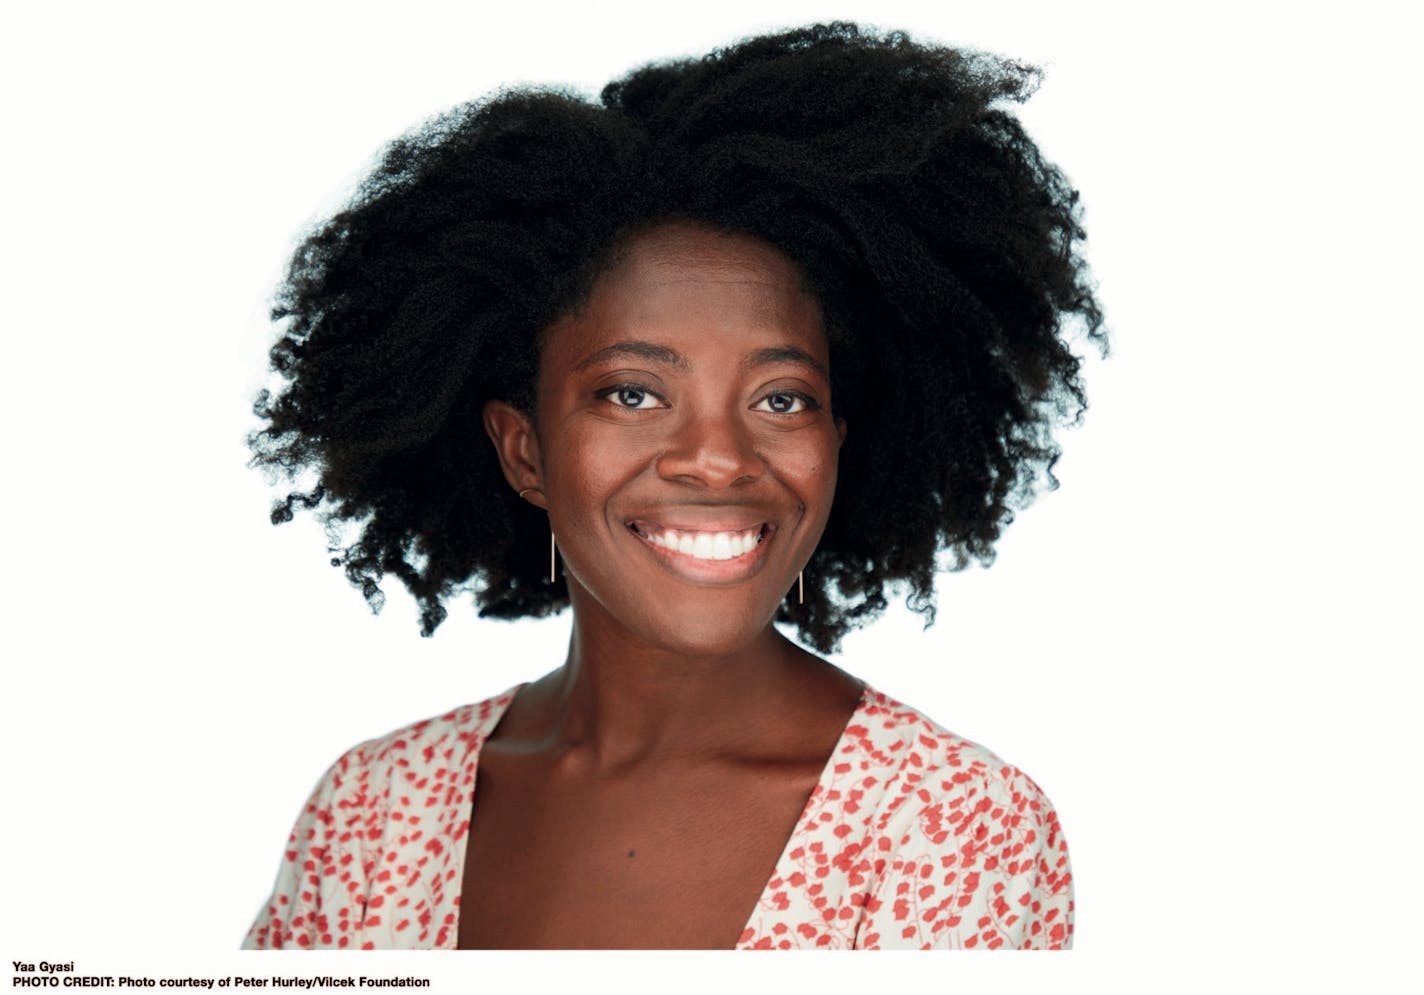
[244,685,1072,950]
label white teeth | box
[642,526,764,561]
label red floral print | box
[244,686,1071,950]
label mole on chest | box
[455,770,814,948]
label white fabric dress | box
[244,684,1073,950]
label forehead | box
[544,223,828,363]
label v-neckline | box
[449,680,872,950]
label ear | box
[482,399,547,509]
[835,417,847,448]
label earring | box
[798,570,804,605]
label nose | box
[656,408,765,489]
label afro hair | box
[248,22,1105,653]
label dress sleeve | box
[859,764,1073,950]
[242,744,373,950]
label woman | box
[243,22,1102,950]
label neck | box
[510,587,840,771]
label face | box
[485,222,846,658]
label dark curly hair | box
[248,22,1106,654]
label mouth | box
[626,521,771,562]
[629,520,774,560]
[624,519,777,583]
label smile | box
[628,522,766,561]
[625,521,775,582]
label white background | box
[3,0,1418,990]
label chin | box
[630,602,779,660]
[566,566,788,659]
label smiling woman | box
[493,224,846,661]
[243,22,1102,950]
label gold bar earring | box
[798,570,803,605]
[550,533,556,584]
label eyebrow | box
[572,340,690,373]
[572,340,829,381]
[743,346,829,382]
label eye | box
[755,391,817,415]
[599,384,665,410]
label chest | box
[455,755,821,949]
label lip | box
[625,520,776,583]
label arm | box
[858,764,1073,950]
[242,746,373,950]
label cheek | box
[765,431,841,499]
[541,421,649,533]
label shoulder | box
[850,687,1073,949]
[242,684,520,950]
[851,686,1056,810]
[326,685,521,789]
